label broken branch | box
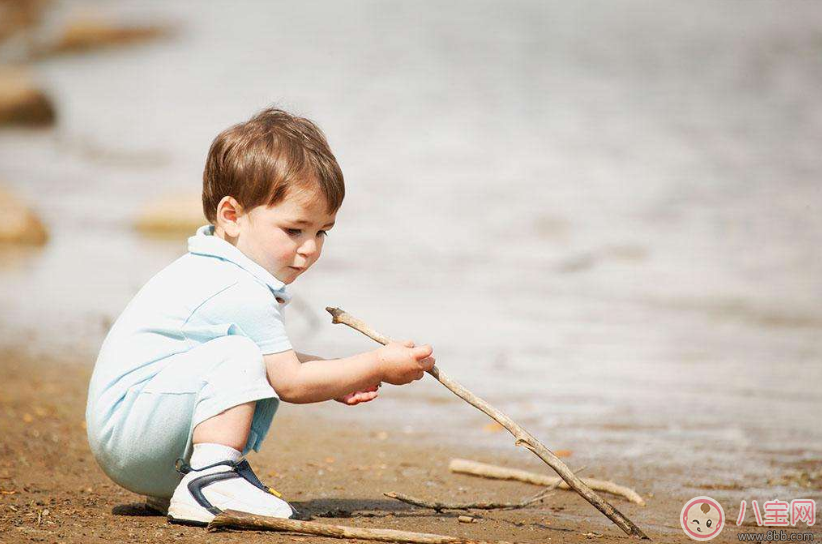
[326,307,649,539]
[208,509,517,544]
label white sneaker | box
[167,458,295,525]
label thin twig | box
[326,307,649,539]
[526,486,556,503]
[449,459,645,506]
[384,465,586,512]
[208,510,518,544]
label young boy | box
[85,108,435,525]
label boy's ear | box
[216,196,244,237]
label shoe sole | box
[167,503,214,526]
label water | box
[1,0,821,497]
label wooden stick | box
[384,490,549,512]
[449,459,646,506]
[208,510,517,544]
[384,465,582,512]
[326,307,649,539]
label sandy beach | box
[0,347,819,544]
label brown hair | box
[202,108,344,223]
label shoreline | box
[2,348,819,543]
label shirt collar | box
[188,225,291,303]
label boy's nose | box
[298,239,318,257]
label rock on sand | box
[45,18,171,55]
[0,69,56,127]
[135,192,206,237]
[0,185,48,245]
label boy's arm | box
[295,352,324,363]
[264,342,434,404]
[295,351,381,405]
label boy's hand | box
[334,384,380,405]
[376,340,435,386]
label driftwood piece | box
[384,488,552,512]
[208,510,517,544]
[450,459,645,506]
[326,307,649,539]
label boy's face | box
[235,187,337,285]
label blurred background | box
[1,0,820,501]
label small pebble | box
[458,515,475,523]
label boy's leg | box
[167,338,295,524]
[192,400,256,451]
[99,335,280,499]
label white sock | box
[189,443,242,470]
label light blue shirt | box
[87,225,292,429]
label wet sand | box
[1,348,819,544]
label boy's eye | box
[286,227,329,238]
